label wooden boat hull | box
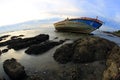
[54,21,96,33]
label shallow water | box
[0,24,120,80]
[93,30,120,46]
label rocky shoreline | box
[103,30,120,37]
[0,33,120,80]
[113,30,120,37]
[53,36,120,80]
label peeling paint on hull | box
[54,17,103,33]
[54,21,95,33]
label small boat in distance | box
[54,17,103,33]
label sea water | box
[0,23,120,80]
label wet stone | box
[3,58,27,80]
[25,40,64,55]
[53,43,73,64]
[1,49,9,53]
[54,36,117,64]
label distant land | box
[0,17,120,33]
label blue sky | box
[0,0,120,30]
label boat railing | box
[80,17,103,24]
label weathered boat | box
[54,17,103,33]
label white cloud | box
[99,26,116,31]
[0,0,119,27]
[32,0,85,18]
[0,0,84,26]
[114,13,120,23]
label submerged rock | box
[0,50,2,55]
[0,38,2,41]
[25,75,44,80]
[0,35,10,41]
[1,49,9,53]
[25,40,64,55]
[54,37,58,39]
[79,61,106,80]
[8,34,49,50]
[11,36,20,40]
[59,65,81,80]
[0,34,49,48]
[0,77,5,80]
[3,58,27,80]
[25,70,62,80]
[10,35,24,40]
[53,43,73,64]
[58,62,105,80]
[6,34,49,50]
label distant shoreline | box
[103,30,120,37]
[113,30,120,37]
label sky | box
[0,0,120,30]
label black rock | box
[0,78,5,80]
[54,37,58,39]
[11,36,19,40]
[25,70,62,80]
[56,64,82,80]
[53,43,73,64]
[10,35,24,40]
[2,49,9,53]
[3,58,27,80]
[0,50,2,55]
[103,46,120,80]
[25,75,44,80]
[0,34,49,49]
[0,35,10,39]
[0,38,2,41]
[6,34,49,50]
[0,35,10,41]
[0,76,3,80]
[19,35,24,37]
[8,34,49,50]
[25,40,64,55]
[53,36,117,64]
[72,37,116,63]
